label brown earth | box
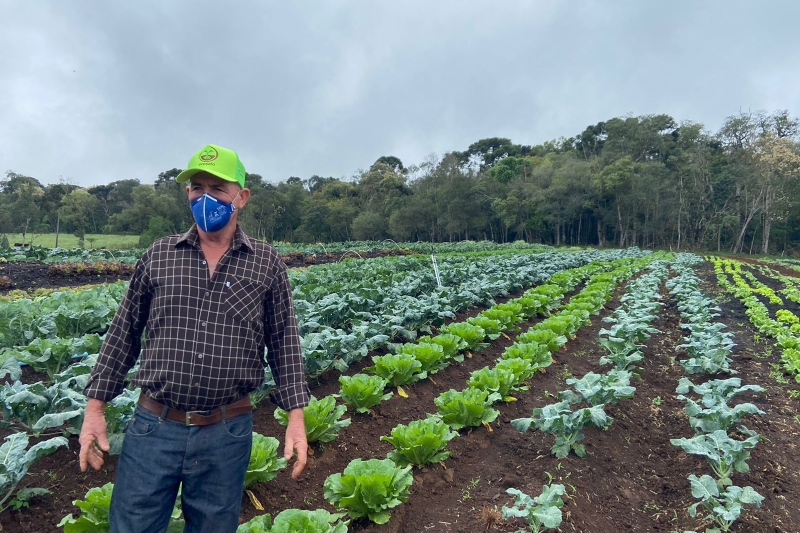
[2,262,800,533]
[0,249,416,294]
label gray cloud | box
[2,0,799,187]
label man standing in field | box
[78,144,310,533]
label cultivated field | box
[1,246,798,532]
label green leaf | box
[381,417,458,467]
[245,433,287,488]
[338,374,392,413]
[275,395,351,444]
[323,458,413,524]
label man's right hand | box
[79,399,111,472]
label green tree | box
[139,216,174,248]
[59,189,101,245]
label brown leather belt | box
[138,394,252,426]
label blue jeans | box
[109,405,253,533]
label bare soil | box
[2,262,800,533]
[0,249,416,294]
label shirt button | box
[201,321,207,327]
[197,353,203,359]
[202,260,207,265]
[205,291,210,297]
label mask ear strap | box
[231,190,241,212]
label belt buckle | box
[185,411,207,426]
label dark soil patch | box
[0,249,417,294]
[3,263,800,532]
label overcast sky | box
[2,1,799,188]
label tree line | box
[2,109,799,254]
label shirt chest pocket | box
[225,278,264,323]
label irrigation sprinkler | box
[338,250,365,262]
[430,244,442,287]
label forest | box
[2,109,799,254]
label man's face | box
[187,172,243,206]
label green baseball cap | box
[175,144,247,188]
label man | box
[79,144,310,533]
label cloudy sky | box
[2,1,799,188]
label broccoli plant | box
[684,474,763,533]
[512,400,613,458]
[0,432,68,513]
[564,370,635,406]
[502,484,566,533]
[670,429,760,488]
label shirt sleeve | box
[265,260,311,411]
[83,253,152,402]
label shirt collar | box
[176,224,254,253]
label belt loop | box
[159,405,168,422]
[220,404,228,422]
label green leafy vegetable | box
[338,374,393,413]
[0,432,67,513]
[245,433,287,488]
[397,342,448,374]
[501,484,566,533]
[512,400,612,458]
[467,316,504,340]
[670,429,760,488]
[275,395,351,444]
[323,458,413,524]
[237,509,349,533]
[501,342,552,369]
[364,352,426,386]
[439,322,487,350]
[563,370,635,406]
[434,388,501,430]
[685,474,763,532]
[381,417,458,467]
[58,482,185,533]
[467,366,525,401]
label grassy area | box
[3,233,141,249]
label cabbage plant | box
[323,458,413,524]
[434,388,501,430]
[338,374,392,413]
[245,433,287,488]
[381,417,458,467]
[364,352,426,386]
[236,509,349,533]
[274,395,351,444]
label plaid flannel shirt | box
[84,225,310,412]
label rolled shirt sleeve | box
[83,254,152,402]
[265,260,310,411]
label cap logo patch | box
[199,147,218,162]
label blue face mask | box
[190,192,239,233]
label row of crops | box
[0,240,550,263]
[0,247,791,531]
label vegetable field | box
[1,247,799,533]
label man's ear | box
[236,188,251,209]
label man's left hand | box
[284,408,308,479]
